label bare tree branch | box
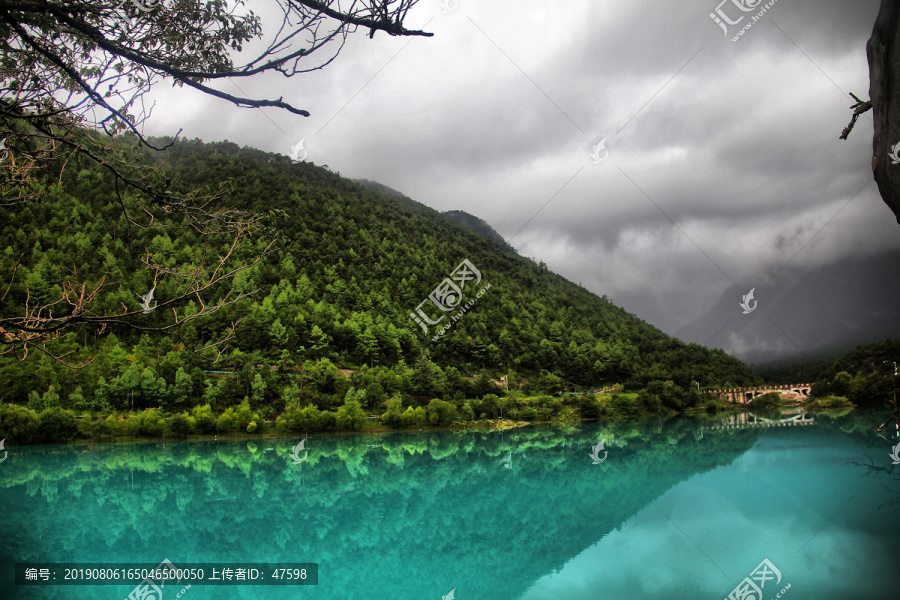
[839,92,873,140]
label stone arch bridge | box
[708,384,812,404]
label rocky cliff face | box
[869,0,900,224]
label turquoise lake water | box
[2,409,900,600]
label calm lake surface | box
[2,409,900,600]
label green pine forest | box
[1,135,768,442]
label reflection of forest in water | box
[0,409,893,600]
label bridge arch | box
[716,383,812,404]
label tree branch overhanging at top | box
[0,0,431,147]
[0,1,433,365]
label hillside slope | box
[0,136,758,411]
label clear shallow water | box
[1,409,899,600]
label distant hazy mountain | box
[352,178,438,216]
[443,209,516,253]
[670,252,900,365]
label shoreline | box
[2,402,852,449]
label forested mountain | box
[0,136,758,415]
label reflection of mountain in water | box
[0,418,762,600]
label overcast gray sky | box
[142,0,900,363]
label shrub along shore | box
[0,389,846,445]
